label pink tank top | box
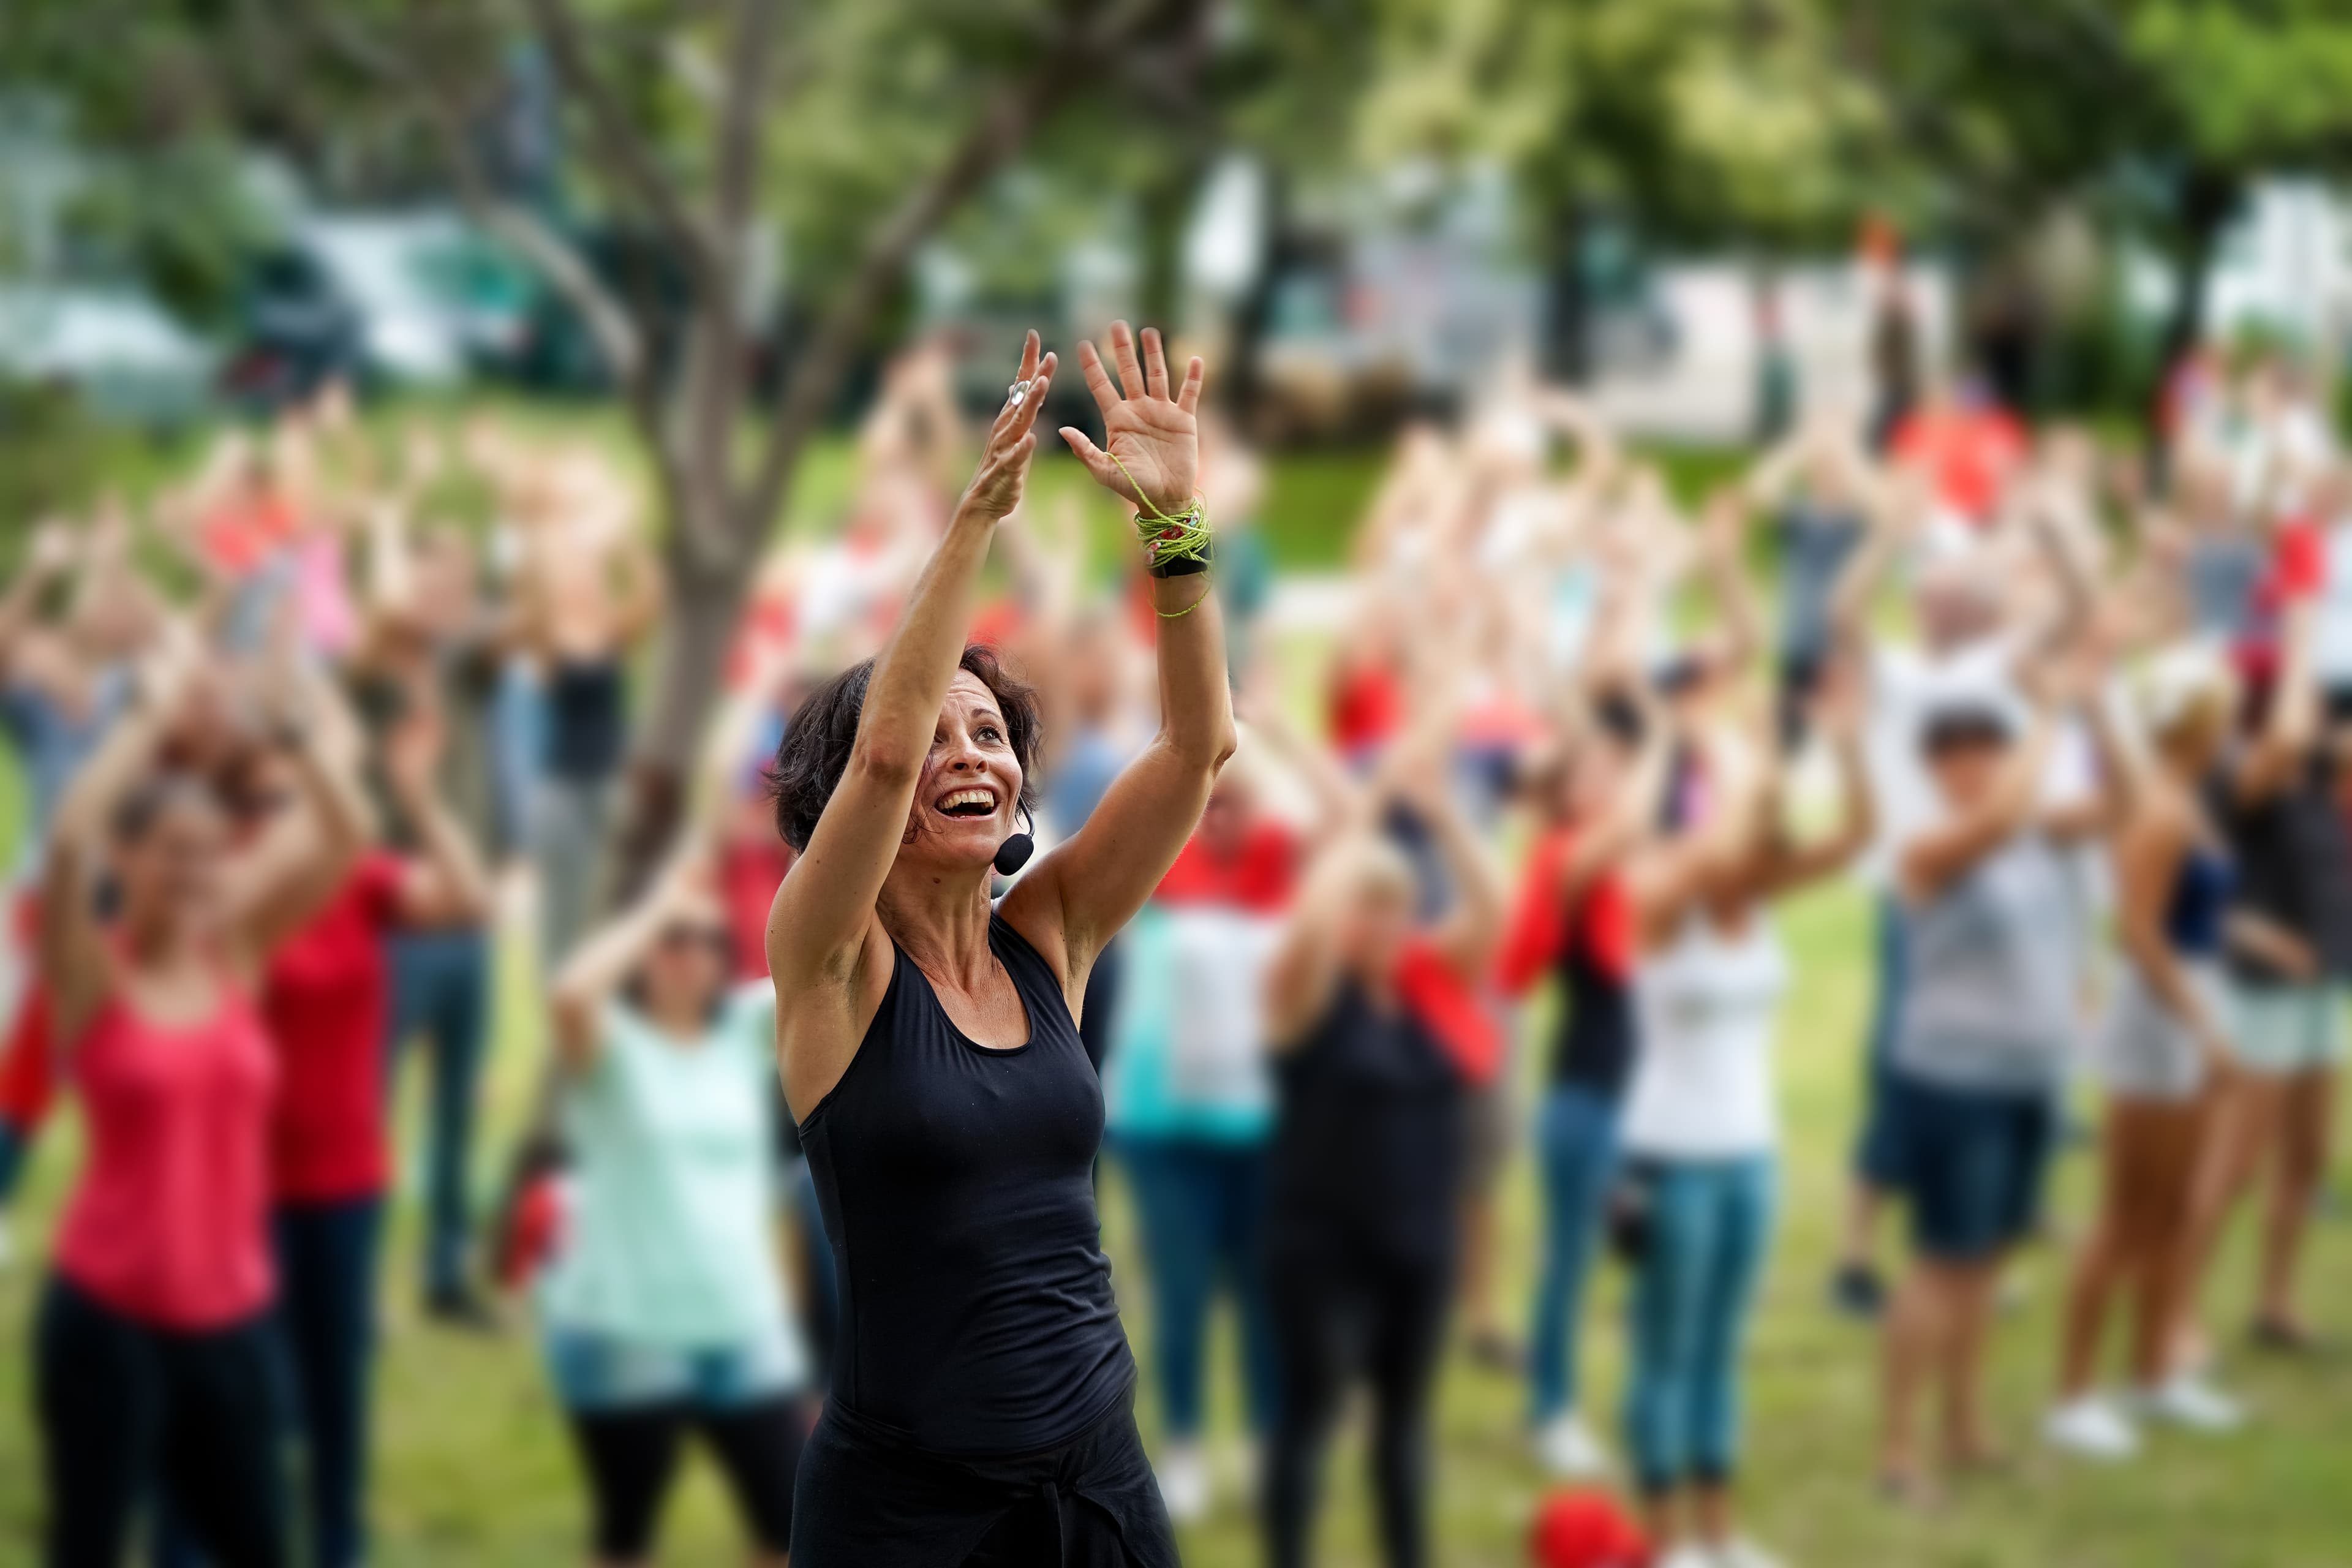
[56,979,278,1329]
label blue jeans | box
[1115,1136,1278,1439]
[1622,1157,1775,1494]
[384,928,491,1300]
[1528,1084,1621,1423]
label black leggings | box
[567,1395,808,1561]
[1262,1237,1452,1568]
[34,1275,288,1568]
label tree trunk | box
[612,500,766,900]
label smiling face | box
[900,669,1027,872]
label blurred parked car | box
[0,285,216,424]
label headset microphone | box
[992,805,1036,877]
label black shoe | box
[1832,1262,1886,1321]
[424,1286,504,1335]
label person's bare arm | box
[1003,325,1237,1000]
[2235,601,2318,806]
[1898,714,2054,905]
[767,335,1058,997]
[229,669,374,967]
[1754,682,1877,899]
[0,522,77,687]
[40,650,198,1046]
[1260,841,1362,1052]
[1409,768,1507,980]
[382,703,492,929]
[2113,804,2230,1070]
[551,842,709,1066]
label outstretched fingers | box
[992,347,1055,448]
[1108,320,1146,401]
[1076,339,1123,420]
[1142,327,1170,401]
[1176,355,1205,415]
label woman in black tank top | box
[765,327,1233,1566]
[1257,757,1506,1568]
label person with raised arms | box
[766,326,1231,1566]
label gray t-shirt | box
[1894,832,2080,1093]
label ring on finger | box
[1003,379,1033,408]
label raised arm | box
[767,334,1057,990]
[2234,600,2318,807]
[1898,712,2055,905]
[551,842,706,1065]
[382,700,492,929]
[228,658,374,965]
[1003,323,1237,997]
[1404,763,1507,980]
[1752,667,1877,899]
[40,648,198,1046]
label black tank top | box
[797,911,1134,1455]
[1266,978,1463,1262]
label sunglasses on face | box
[655,924,734,956]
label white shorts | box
[2226,982,2346,1077]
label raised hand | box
[1061,322,1204,519]
[962,330,1057,521]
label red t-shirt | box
[720,837,796,981]
[58,978,279,1329]
[1395,937,1504,1086]
[1155,823,1301,913]
[265,853,405,1203]
[1329,663,1405,757]
[199,493,300,576]
[1889,405,2026,524]
[1496,825,1636,998]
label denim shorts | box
[543,1324,802,1414]
[1887,1071,2054,1264]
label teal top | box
[1104,903,1277,1144]
[540,982,804,1372]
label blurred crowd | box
[0,324,2346,1568]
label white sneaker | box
[2044,1394,2139,1460]
[2137,1374,2245,1433]
[1711,1537,1787,1568]
[1534,1412,1613,1478]
[1155,1442,1211,1524]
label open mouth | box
[934,786,999,820]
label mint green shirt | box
[539,983,802,1366]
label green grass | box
[1,871,2346,1564]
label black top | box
[1548,943,1638,1098]
[797,913,1133,1457]
[1267,977,1464,1262]
[545,658,628,783]
[2219,762,2352,986]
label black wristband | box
[1147,541,1213,579]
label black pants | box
[567,1395,809,1561]
[790,1384,1177,1566]
[35,1275,288,1568]
[1262,1235,1453,1568]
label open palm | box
[1061,322,1204,520]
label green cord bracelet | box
[1107,451,1214,573]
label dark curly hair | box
[768,644,1043,852]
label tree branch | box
[739,0,1179,543]
[292,2,649,391]
[521,0,723,279]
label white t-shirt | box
[1621,913,1789,1159]
[1860,637,2021,890]
[2311,521,2352,688]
